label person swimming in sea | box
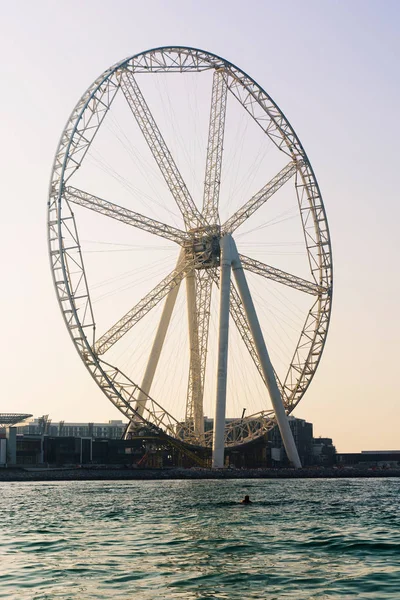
[241,495,252,504]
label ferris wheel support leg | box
[126,252,184,437]
[230,239,302,469]
[212,235,233,468]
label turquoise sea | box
[1,478,399,599]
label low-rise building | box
[337,451,400,468]
[268,416,314,466]
[312,437,336,466]
[1,413,339,469]
[16,418,127,439]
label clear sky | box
[1,0,399,452]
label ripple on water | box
[0,478,399,599]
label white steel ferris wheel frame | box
[47,46,333,468]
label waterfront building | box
[312,437,337,466]
[268,417,314,466]
[336,451,400,468]
[0,413,340,469]
[13,418,127,439]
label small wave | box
[101,510,125,519]
[299,537,400,554]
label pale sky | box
[1,0,399,452]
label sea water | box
[0,478,399,599]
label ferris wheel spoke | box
[185,270,213,440]
[239,254,327,296]
[94,257,193,355]
[195,270,213,388]
[222,161,302,234]
[118,70,205,231]
[202,68,228,224]
[64,186,188,245]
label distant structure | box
[337,451,400,468]
[0,413,32,427]
[313,437,337,465]
[1,412,398,470]
[15,418,126,439]
[38,415,51,435]
[0,414,32,466]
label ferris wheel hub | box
[185,225,221,269]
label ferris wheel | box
[48,47,332,467]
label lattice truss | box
[48,47,332,449]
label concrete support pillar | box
[6,427,17,465]
[40,436,44,464]
[230,238,302,469]
[125,250,184,438]
[0,439,6,465]
[212,235,233,468]
[135,282,180,416]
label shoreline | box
[1,467,400,482]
